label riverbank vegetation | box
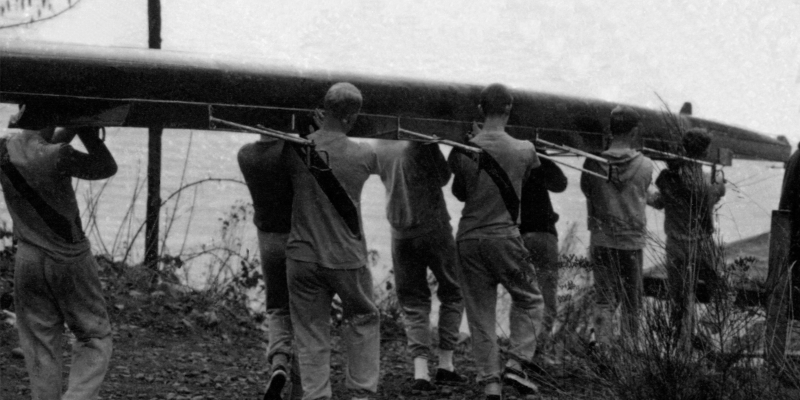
[2,220,799,399]
[1,161,799,399]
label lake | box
[0,103,786,291]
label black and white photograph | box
[0,1,799,399]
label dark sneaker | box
[434,368,467,385]
[586,341,613,375]
[485,395,503,400]
[503,366,539,396]
[263,367,287,400]
[409,379,437,394]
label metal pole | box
[537,152,608,180]
[209,116,313,146]
[397,127,482,154]
[642,146,716,167]
[145,0,162,277]
[536,138,609,164]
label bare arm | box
[647,189,664,209]
[50,127,77,144]
[579,158,594,197]
[448,150,466,202]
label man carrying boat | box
[448,83,545,400]
[777,143,800,333]
[374,139,466,394]
[238,135,301,399]
[519,151,567,358]
[0,113,117,399]
[580,105,654,348]
[285,82,380,400]
[649,128,726,353]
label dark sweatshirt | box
[237,139,293,234]
[650,162,725,241]
[779,149,800,261]
[519,156,567,236]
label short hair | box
[682,128,712,158]
[324,82,363,120]
[480,83,513,116]
[610,105,641,135]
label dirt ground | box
[3,256,798,400]
[0,288,567,400]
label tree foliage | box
[0,0,82,29]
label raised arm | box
[56,127,118,180]
[711,170,726,203]
[423,142,451,187]
[448,150,466,202]
[648,170,667,209]
[530,156,567,193]
[579,158,596,197]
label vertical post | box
[765,210,792,369]
[145,0,162,276]
[148,0,161,50]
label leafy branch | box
[0,0,84,30]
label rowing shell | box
[0,41,790,163]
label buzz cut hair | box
[480,83,513,117]
[609,105,641,135]
[324,82,363,120]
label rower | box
[580,105,655,348]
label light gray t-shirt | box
[448,130,540,241]
[286,130,379,269]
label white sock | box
[506,358,522,371]
[485,381,502,396]
[414,356,430,381]
[438,349,454,372]
[271,354,289,372]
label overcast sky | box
[2,0,799,142]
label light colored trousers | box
[457,236,544,384]
[287,259,380,400]
[14,243,112,400]
[257,230,303,399]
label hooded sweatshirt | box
[375,140,451,239]
[651,161,725,241]
[580,148,653,250]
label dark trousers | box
[665,235,722,351]
[392,226,464,360]
[591,246,643,343]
